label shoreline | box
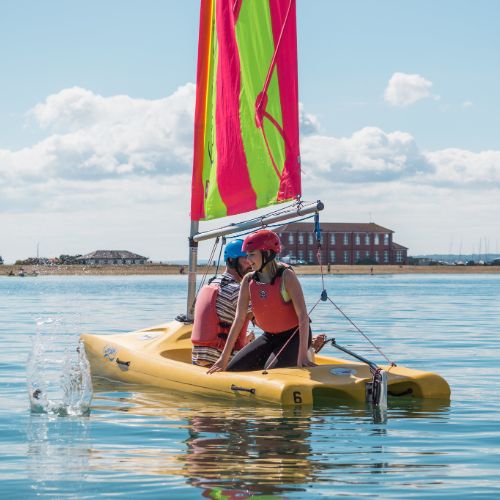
[3,263,500,276]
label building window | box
[308,250,314,262]
[330,233,336,245]
[384,251,389,263]
[355,250,360,263]
[365,251,370,258]
[374,234,379,245]
[343,233,349,245]
[288,233,294,244]
[384,233,389,246]
[344,251,349,263]
[298,232,304,244]
[365,234,370,245]
[298,250,304,259]
[308,233,314,244]
[396,251,403,263]
[355,233,360,246]
[374,251,379,263]
[329,251,335,263]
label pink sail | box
[191,0,301,221]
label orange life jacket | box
[191,280,248,351]
[249,267,298,333]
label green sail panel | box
[191,0,301,221]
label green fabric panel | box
[235,1,285,209]
[201,12,227,220]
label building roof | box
[391,242,408,250]
[278,222,394,234]
[78,250,148,260]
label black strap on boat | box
[116,358,131,367]
[388,388,413,397]
[231,384,256,395]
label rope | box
[325,296,396,366]
[254,0,294,180]
[263,211,396,370]
[214,236,226,277]
[314,212,326,293]
[263,293,325,372]
[196,236,221,297]
[228,213,316,241]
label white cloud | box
[462,100,473,108]
[4,84,196,184]
[425,148,500,187]
[299,102,320,135]
[384,72,434,107]
[301,126,434,183]
[1,86,499,261]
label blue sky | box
[1,1,499,262]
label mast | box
[186,220,199,321]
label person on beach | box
[208,229,315,373]
[191,239,254,367]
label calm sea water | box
[1,273,499,498]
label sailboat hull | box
[81,321,450,406]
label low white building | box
[77,250,148,265]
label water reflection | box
[26,414,91,496]
[89,384,450,497]
[183,406,314,496]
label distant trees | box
[14,255,82,266]
[58,254,82,264]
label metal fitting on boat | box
[366,369,388,407]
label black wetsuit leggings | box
[226,326,312,371]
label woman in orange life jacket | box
[191,239,254,367]
[207,229,315,373]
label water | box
[1,273,499,497]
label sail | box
[191,0,301,221]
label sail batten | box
[191,0,301,222]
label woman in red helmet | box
[208,229,314,373]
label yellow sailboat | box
[81,0,450,407]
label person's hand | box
[297,352,316,368]
[312,334,327,353]
[207,357,228,374]
[246,330,255,344]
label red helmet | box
[243,229,281,253]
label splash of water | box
[27,317,93,416]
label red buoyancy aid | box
[249,269,298,333]
[191,283,248,351]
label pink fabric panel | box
[215,0,256,215]
[269,0,301,200]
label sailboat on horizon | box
[81,0,450,407]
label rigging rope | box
[196,236,221,298]
[263,210,396,371]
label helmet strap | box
[257,250,276,273]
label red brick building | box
[277,222,408,265]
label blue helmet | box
[224,239,246,262]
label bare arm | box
[207,275,251,373]
[283,269,315,368]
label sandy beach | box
[3,263,499,276]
